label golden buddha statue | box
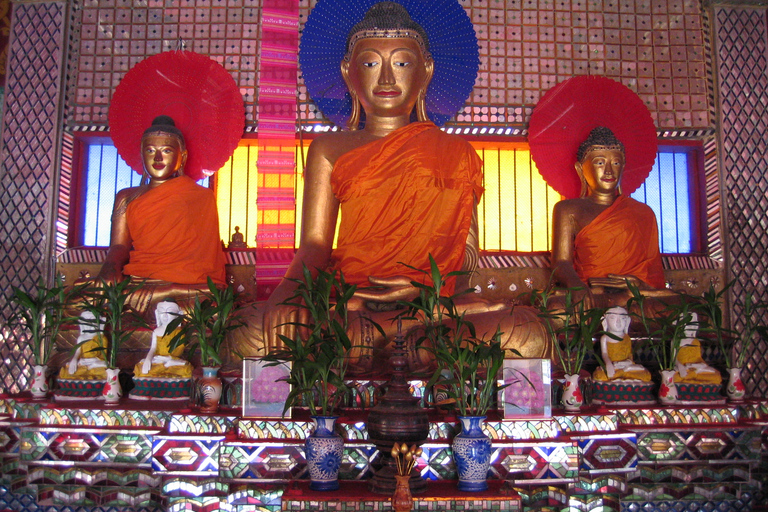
[231,2,550,373]
[674,312,722,385]
[59,311,108,380]
[134,301,193,379]
[550,126,670,309]
[89,115,227,320]
[592,306,651,382]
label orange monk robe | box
[574,195,666,289]
[123,176,226,285]
[330,122,483,295]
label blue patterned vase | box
[306,415,343,491]
[452,416,491,492]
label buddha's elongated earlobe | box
[347,92,361,131]
[575,162,588,198]
[416,58,434,122]
[416,89,428,122]
[341,59,360,131]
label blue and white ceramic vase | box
[452,416,491,492]
[306,415,343,491]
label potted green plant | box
[532,287,605,412]
[78,278,145,403]
[399,255,509,492]
[168,277,240,413]
[626,281,693,404]
[10,275,70,398]
[261,264,357,491]
[695,281,764,402]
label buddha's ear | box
[622,314,631,334]
[574,161,588,198]
[423,57,434,90]
[341,60,351,90]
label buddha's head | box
[341,2,434,130]
[141,115,188,182]
[155,301,182,329]
[602,306,630,335]
[79,310,105,334]
[575,126,626,198]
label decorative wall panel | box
[714,6,768,398]
[0,1,66,394]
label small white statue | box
[674,312,721,384]
[134,301,192,378]
[59,311,108,380]
[593,306,651,382]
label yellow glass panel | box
[215,145,259,247]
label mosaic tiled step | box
[633,426,763,462]
[280,480,522,511]
[161,476,230,498]
[629,464,753,484]
[25,466,160,487]
[20,426,160,465]
[35,483,163,507]
[622,482,757,502]
[37,402,174,427]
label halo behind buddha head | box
[299,0,479,128]
[528,76,658,199]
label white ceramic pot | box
[102,367,122,404]
[658,369,678,405]
[30,364,49,399]
[562,373,583,412]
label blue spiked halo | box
[299,0,480,128]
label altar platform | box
[0,394,765,512]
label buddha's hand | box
[353,276,420,303]
[263,302,310,349]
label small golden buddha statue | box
[230,2,550,373]
[134,301,193,379]
[228,226,247,249]
[59,311,108,380]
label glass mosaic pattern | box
[0,2,65,395]
[65,1,713,132]
[715,5,768,399]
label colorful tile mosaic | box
[21,427,157,465]
[152,436,225,474]
[38,406,172,427]
[168,414,238,434]
[614,406,740,425]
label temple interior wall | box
[0,0,766,396]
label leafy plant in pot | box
[533,287,605,412]
[260,265,359,491]
[626,281,693,405]
[10,275,71,398]
[79,278,145,403]
[399,255,509,492]
[168,278,240,413]
[695,281,764,402]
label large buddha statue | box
[550,126,667,308]
[93,115,227,319]
[232,2,550,373]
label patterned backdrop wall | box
[0,1,66,394]
[715,5,768,396]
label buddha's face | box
[604,310,629,334]
[342,37,432,120]
[156,303,181,327]
[577,146,625,195]
[142,133,186,181]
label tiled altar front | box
[0,396,764,512]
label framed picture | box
[499,358,552,419]
[242,358,291,418]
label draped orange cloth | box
[330,122,483,294]
[123,176,226,285]
[574,195,666,289]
